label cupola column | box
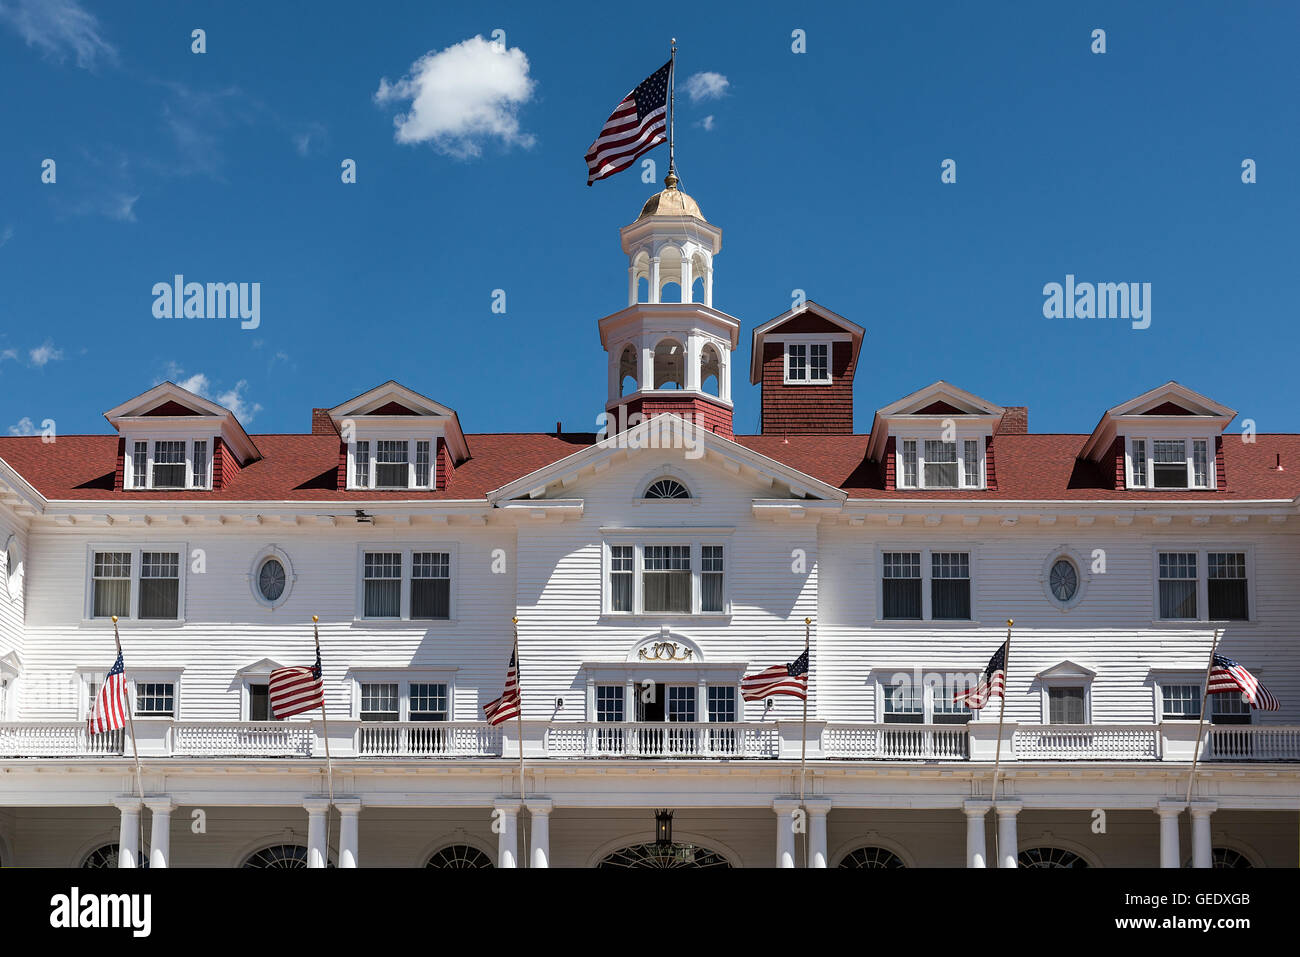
[685,336,701,392]
[627,265,637,307]
[681,255,693,304]
[649,257,661,304]
[704,262,713,307]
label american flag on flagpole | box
[741,649,810,701]
[1208,653,1280,711]
[269,648,325,719]
[584,59,672,186]
[483,648,521,726]
[88,651,128,734]
[954,640,1008,710]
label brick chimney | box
[996,406,1029,435]
[312,408,340,435]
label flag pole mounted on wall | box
[513,616,525,802]
[111,616,146,804]
[313,616,335,810]
[1185,629,1221,805]
[989,619,1014,865]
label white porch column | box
[495,798,521,868]
[304,797,330,868]
[963,800,990,868]
[773,799,800,868]
[1156,800,1183,869]
[146,797,174,868]
[649,257,661,304]
[805,799,831,868]
[1190,802,1216,869]
[526,798,552,868]
[114,797,142,869]
[336,798,361,868]
[995,801,1021,868]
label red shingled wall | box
[760,340,855,435]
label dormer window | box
[1125,436,1214,490]
[125,437,212,490]
[349,438,435,490]
[785,342,831,384]
[896,437,985,490]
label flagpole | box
[111,617,146,803]
[513,617,525,803]
[668,38,677,178]
[1185,628,1221,805]
[989,619,1014,866]
[800,617,811,867]
[313,615,335,864]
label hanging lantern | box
[654,809,674,846]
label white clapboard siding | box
[0,509,27,719]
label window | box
[643,545,691,613]
[257,558,287,603]
[901,440,917,488]
[1152,440,1187,488]
[1211,693,1251,725]
[1207,552,1248,620]
[415,440,431,487]
[132,442,147,488]
[644,478,691,499]
[411,552,451,620]
[596,685,624,722]
[355,441,370,487]
[666,686,696,722]
[701,546,724,613]
[963,440,980,486]
[923,440,958,489]
[350,438,437,490]
[152,441,186,488]
[1127,436,1215,490]
[882,682,923,724]
[1158,552,1198,619]
[932,679,973,724]
[1161,683,1202,720]
[708,685,737,723]
[784,341,831,384]
[364,552,402,618]
[609,546,633,612]
[249,683,271,721]
[1049,558,1079,604]
[1131,439,1147,487]
[360,682,399,721]
[409,683,448,721]
[880,678,971,725]
[125,437,214,490]
[896,437,985,489]
[882,552,922,619]
[136,682,175,716]
[139,552,180,619]
[92,551,132,618]
[192,440,209,489]
[1047,686,1086,724]
[930,552,971,620]
[1193,440,1208,487]
[786,343,806,381]
[375,440,409,489]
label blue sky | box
[1,1,1297,439]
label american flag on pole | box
[741,649,810,701]
[269,648,325,719]
[954,640,1008,710]
[483,648,521,726]
[585,59,671,186]
[1208,653,1280,711]
[88,651,128,734]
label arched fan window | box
[644,478,690,500]
[426,844,494,869]
[1019,847,1089,868]
[597,842,730,868]
[242,844,333,868]
[82,844,123,868]
[1183,847,1254,869]
[838,846,906,868]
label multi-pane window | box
[360,682,400,721]
[707,685,737,723]
[596,685,624,722]
[152,441,187,488]
[931,552,971,620]
[1207,552,1248,620]
[1162,683,1202,720]
[132,442,148,488]
[1158,552,1198,619]
[354,441,370,487]
[609,546,634,612]
[701,546,724,613]
[248,683,271,721]
[883,682,923,724]
[643,545,691,613]
[409,682,448,721]
[1047,686,1086,724]
[411,552,451,620]
[932,680,973,724]
[897,438,983,489]
[1129,437,1215,489]
[191,440,209,489]
[139,552,180,619]
[363,552,402,618]
[809,343,829,381]
[415,440,431,487]
[923,440,958,489]
[1131,439,1147,487]
[963,440,980,486]
[785,342,831,383]
[92,551,132,618]
[901,439,917,488]
[882,552,922,620]
[786,343,807,381]
[1152,440,1188,488]
[1193,440,1209,488]
[1211,692,1251,725]
[375,440,409,489]
[136,682,175,716]
[666,686,697,722]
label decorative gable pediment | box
[1036,660,1097,680]
[1081,381,1236,462]
[235,657,284,677]
[328,380,470,471]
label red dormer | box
[104,382,260,492]
[1080,382,1236,491]
[750,302,864,435]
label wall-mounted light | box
[764,698,775,712]
[554,697,565,710]
[654,809,674,846]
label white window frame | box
[1150,671,1209,723]
[1124,434,1217,490]
[347,436,438,491]
[873,673,974,724]
[132,673,182,719]
[1150,545,1254,624]
[248,546,296,609]
[875,545,979,624]
[123,435,215,491]
[782,337,833,385]
[347,669,458,720]
[83,543,188,624]
[354,544,458,622]
[1039,673,1093,725]
[894,432,987,489]
[600,531,733,617]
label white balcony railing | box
[1207,725,1300,761]
[173,721,314,757]
[1014,724,1160,761]
[822,723,971,760]
[0,722,124,757]
[356,722,503,757]
[545,722,779,758]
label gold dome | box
[636,171,706,222]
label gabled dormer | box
[865,382,1015,491]
[750,301,864,435]
[1080,382,1236,491]
[327,381,470,492]
[104,382,260,492]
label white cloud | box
[8,417,37,436]
[28,340,63,367]
[0,0,116,70]
[1,348,17,361]
[374,35,536,159]
[165,364,262,423]
[683,71,729,102]
[697,115,716,132]
[0,225,12,247]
